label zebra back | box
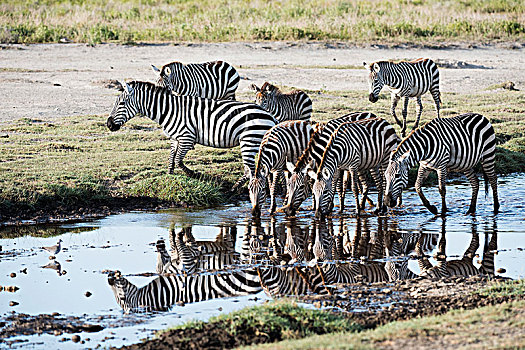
[252,82,312,122]
[156,60,240,100]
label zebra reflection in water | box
[108,225,261,313]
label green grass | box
[163,300,361,340]
[476,279,525,298]
[242,300,525,349]
[0,89,524,216]
[0,0,524,44]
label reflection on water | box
[1,175,524,348]
[106,215,502,314]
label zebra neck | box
[395,129,428,167]
[380,63,401,88]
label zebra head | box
[107,270,137,313]
[152,62,183,93]
[250,82,279,110]
[107,81,140,132]
[384,150,411,208]
[364,62,383,103]
[310,167,336,218]
[248,165,269,216]
[311,220,333,264]
[278,162,310,216]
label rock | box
[9,301,19,307]
[72,335,81,343]
[497,268,506,273]
[85,291,92,297]
[10,272,16,278]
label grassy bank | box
[0,88,524,220]
[245,280,525,349]
[1,0,524,44]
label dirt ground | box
[1,42,525,122]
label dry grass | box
[0,0,524,44]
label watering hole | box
[1,174,524,349]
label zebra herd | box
[107,57,500,218]
[107,217,498,313]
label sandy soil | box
[1,42,524,122]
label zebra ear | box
[363,61,368,68]
[250,84,260,92]
[260,165,268,177]
[286,161,296,173]
[373,63,380,73]
[151,65,161,74]
[307,169,317,180]
[120,81,132,94]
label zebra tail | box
[482,169,489,198]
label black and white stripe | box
[107,81,277,189]
[153,60,240,100]
[281,112,378,216]
[248,120,315,216]
[250,82,312,122]
[310,118,400,217]
[384,113,499,215]
[364,58,441,137]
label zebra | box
[364,58,441,137]
[383,113,500,215]
[417,218,497,279]
[248,120,316,216]
[310,118,400,217]
[109,232,262,313]
[250,82,312,122]
[279,112,378,216]
[152,60,239,100]
[107,81,277,190]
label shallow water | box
[1,174,524,349]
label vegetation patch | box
[122,300,361,350]
[0,0,524,44]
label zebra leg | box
[350,170,361,217]
[390,94,402,128]
[168,139,178,174]
[173,138,197,178]
[437,167,448,216]
[414,166,437,214]
[464,169,480,214]
[337,170,347,214]
[370,168,385,214]
[401,96,410,137]
[413,96,423,130]
[268,171,280,214]
[430,87,441,118]
[481,161,500,214]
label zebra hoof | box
[428,205,439,215]
[466,207,476,215]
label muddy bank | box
[120,276,521,350]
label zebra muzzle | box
[251,205,261,217]
[369,93,379,103]
[107,117,121,132]
[384,193,395,207]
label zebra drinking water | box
[107,81,277,190]
[248,120,316,216]
[383,113,499,215]
[364,58,441,137]
[279,112,378,216]
[152,60,240,100]
[250,82,312,122]
[310,118,400,217]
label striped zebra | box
[279,112,378,216]
[152,60,239,100]
[107,81,276,190]
[250,82,312,122]
[310,118,400,217]
[364,58,441,137]
[383,113,500,215]
[311,220,389,286]
[248,120,316,216]
[417,219,497,279]
[108,234,261,313]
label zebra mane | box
[261,82,281,95]
[316,118,379,175]
[128,80,172,96]
[293,121,326,171]
[391,119,434,158]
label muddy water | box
[1,174,524,349]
